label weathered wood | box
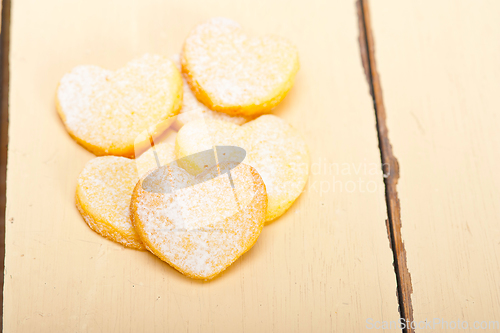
[370,0,500,331]
[3,0,400,331]
[358,0,414,331]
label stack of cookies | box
[57,18,309,280]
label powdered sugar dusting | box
[170,54,247,126]
[181,18,299,112]
[176,115,309,221]
[133,162,267,279]
[57,54,182,155]
[76,156,142,248]
[76,136,178,249]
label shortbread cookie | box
[171,54,248,128]
[181,18,299,117]
[76,135,177,250]
[57,54,182,157]
[176,115,309,222]
[135,130,178,177]
[131,162,267,280]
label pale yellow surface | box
[371,0,500,330]
[4,0,400,331]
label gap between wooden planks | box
[357,0,415,332]
[0,0,11,331]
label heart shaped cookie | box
[57,54,182,157]
[171,54,248,129]
[176,115,309,222]
[76,133,178,250]
[131,162,267,280]
[181,18,299,117]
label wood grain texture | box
[370,0,500,331]
[3,0,400,331]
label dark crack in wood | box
[356,1,414,332]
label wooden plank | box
[3,0,400,331]
[369,0,500,331]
